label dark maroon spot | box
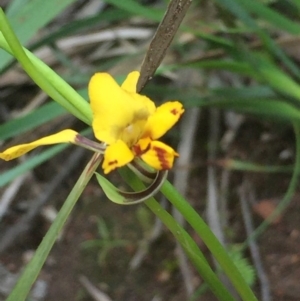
[132,144,142,156]
[153,146,170,169]
[108,160,118,166]
[132,142,151,156]
[170,108,178,115]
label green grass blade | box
[236,0,300,34]
[213,0,300,79]
[290,0,300,11]
[118,167,237,301]
[145,199,236,301]
[6,153,102,301]
[0,14,92,124]
[211,86,275,99]
[29,8,131,51]
[0,144,67,188]
[244,54,300,101]
[102,0,163,21]
[6,0,30,16]
[217,159,293,173]
[214,0,256,27]
[185,60,259,78]
[0,102,66,140]
[205,99,300,122]
[0,0,78,71]
[161,181,258,301]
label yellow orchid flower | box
[0,71,184,174]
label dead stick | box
[137,0,192,91]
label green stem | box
[119,167,236,301]
[0,8,92,125]
[222,159,294,173]
[160,181,258,301]
[6,153,103,301]
[145,199,236,301]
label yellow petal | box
[133,138,179,170]
[89,72,155,145]
[0,129,78,161]
[121,71,140,93]
[102,139,134,174]
[143,101,184,140]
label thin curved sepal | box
[128,159,157,183]
[95,170,168,205]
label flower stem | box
[119,167,237,301]
[6,153,103,301]
[145,198,236,301]
[160,181,258,301]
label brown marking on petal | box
[108,160,118,166]
[153,146,170,170]
[132,144,142,156]
[171,106,184,117]
[132,142,151,156]
[170,108,179,115]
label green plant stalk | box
[145,199,237,301]
[188,284,209,301]
[257,61,300,102]
[0,10,81,121]
[6,153,103,301]
[241,122,300,249]
[0,144,67,188]
[220,159,293,173]
[119,168,236,301]
[160,182,258,301]
[0,9,92,125]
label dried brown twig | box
[131,1,194,295]
[137,0,192,92]
[239,182,272,301]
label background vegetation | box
[1,0,300,300]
